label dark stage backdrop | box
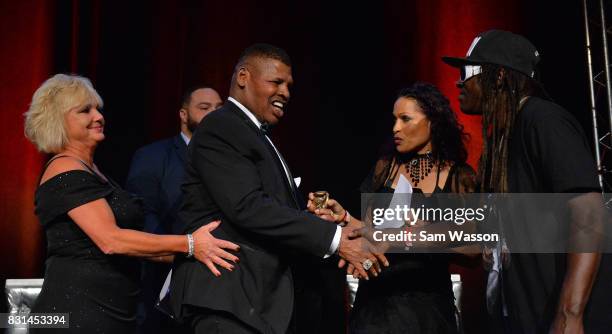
[0,0,593,331]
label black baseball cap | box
[442,29,540,78]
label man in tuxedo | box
[126,86,223,333]
[168,43,385,334]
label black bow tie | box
[260,123,272,136]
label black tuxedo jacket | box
[168,101,337,334]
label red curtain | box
[0,0,56,279]
[412,0,524,168]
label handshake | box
[307,192,389,280]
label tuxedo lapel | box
[227,101,263,137]
[227,102,301,209]
[261,136,300,209]
[270,144,300,207]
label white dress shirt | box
[227,97,341,257]
[180,131,190,145]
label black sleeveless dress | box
[30,160,143,333]
[349,163,474,334]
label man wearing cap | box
[443,30,603,333]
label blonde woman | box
[25,74,239,333]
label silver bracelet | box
[186,234,194,258]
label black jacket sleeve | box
[190,113,337,258]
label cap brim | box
[441,56,482,68]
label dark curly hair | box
[393,82,468,164]
[363,82,471,192]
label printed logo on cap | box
[466,36,482,57]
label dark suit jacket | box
[168,101,337,334]
[126,135,188,333]
[126,135,188,235]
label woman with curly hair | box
[310,82,476,334]
[361,82,475,195]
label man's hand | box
[307,192,347,224]
[337,224,389,279]
[306,192,389,278]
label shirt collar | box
[228,97,262,129]
[180,131,190,145]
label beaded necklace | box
[405,151,434,187]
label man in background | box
[126,86,223,333]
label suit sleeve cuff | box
[324,225,342,258]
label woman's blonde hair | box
[24,74,103,153]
